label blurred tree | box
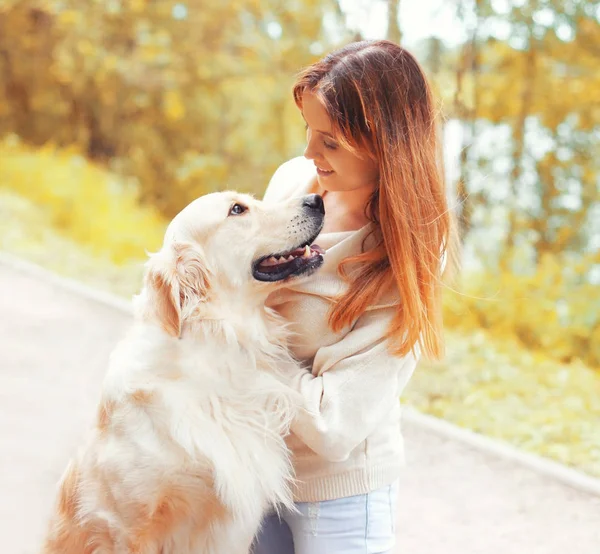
[386,0,401,44]
[0,0,345,216]
[438,0,600,363]
[452,0,481,240]
[450,0,599,267]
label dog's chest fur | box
[88,319,297,551]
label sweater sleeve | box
[284,306,419,463]
[263,156,315,203]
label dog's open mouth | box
[252,242,325,282]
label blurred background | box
[0,0,598,477]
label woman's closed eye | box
[305,122,338,150]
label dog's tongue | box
[310,244,325,255]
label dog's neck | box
[182,294,292,363]
[135,283,293,367]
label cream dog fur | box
[42,191,325,554]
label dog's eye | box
[229,203,248,216]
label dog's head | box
[138,191,325,337]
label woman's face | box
[301,91,379,194]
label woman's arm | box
[283,306,419,462]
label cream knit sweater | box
[263,157,419,502]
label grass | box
[0,190,146,297]
[406,330,600,477]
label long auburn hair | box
[293,40,459,360]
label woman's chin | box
[316,173,337,190]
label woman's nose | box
[305,139,325,162]
[303,141,316,160]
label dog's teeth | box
[287,255,295,262]
[303,245,311,258]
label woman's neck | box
[315,181,374,234]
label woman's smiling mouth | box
[316,166,334,177]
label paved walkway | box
[1,262,599,554]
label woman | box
[253,40,458,554]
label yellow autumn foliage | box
[0,136,166,264]
[405,328,600,477]
[444,252,600,368]
[0,0,341,218]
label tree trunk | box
[453,0,479,240]
[503,14,537,268]
[386,0,402,44]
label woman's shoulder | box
[263,156,316,203]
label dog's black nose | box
[302,194,325,215]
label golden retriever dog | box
[42,192,326,554]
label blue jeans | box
[251,480,398,554]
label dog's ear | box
[144,242,210,337]
[145,261,181,338]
